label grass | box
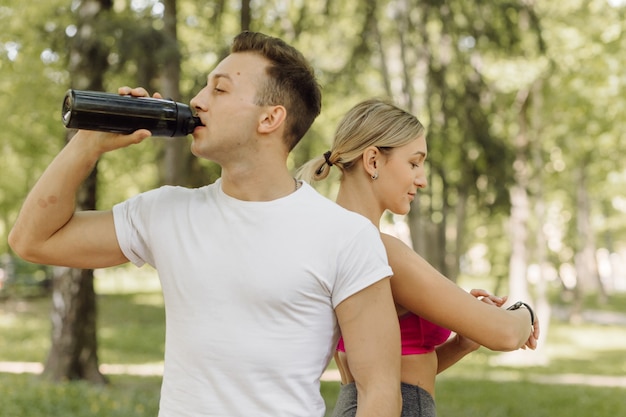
[0,373,161,417]
[0,372,339,417]
[436,379,626,417]
[0,293,165,364]
[1,266,625,417]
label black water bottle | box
[61,89,203,137]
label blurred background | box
[1,0,625,416]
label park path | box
[1,361,626,388]
[0,361,340,380]
[0,361,165,377]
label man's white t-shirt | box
[113,179,392,417]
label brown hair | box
[231,31,322,151]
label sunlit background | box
[1,0,625,416]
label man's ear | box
[361,146,380,177]
[258,105,287,134]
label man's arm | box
[335,278,401,417]
[8,127,151,269]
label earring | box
[371,172,379,180]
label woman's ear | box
[361,146,380,177]
[258,105,287,134]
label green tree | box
[533,0,626,316]
[3,0,626,381]
[43,0,114,383]
[0,1,69,254]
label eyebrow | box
[208,73,233,83]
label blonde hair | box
[297,98,425,183]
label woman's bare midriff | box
[334,350,438,397]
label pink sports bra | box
[336,312,452,355]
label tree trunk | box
[494,88,538,366]
[508,183,531,302]
[450,186,468,282]
[507,88,532,303]
[44,266,104,383]
[43,0,112,384]
[572,165,606,321]
[407,3,446,271]
[241,0,251,31]
[530,79,551,361]
[160,0,187,186]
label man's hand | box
[118,86,163,99]
[68,86,158,156]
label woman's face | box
[375,136,428,215]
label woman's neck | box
[336,179,383,228]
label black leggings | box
[331,382,436,417]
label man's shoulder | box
[119,184,214,210]
[300,185,369,222]
[146,183,214,197]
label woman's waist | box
[400,352,437,395]
[335,351,438,395]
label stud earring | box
[371,172,379,180]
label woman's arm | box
[381,233,538,351]
[435,334,479,374]
[435,290,508,373]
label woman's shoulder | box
[380,232,412,251]
[379,232,431,273]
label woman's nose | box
[415,174,428,189]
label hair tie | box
[323,151,333,167]
[315,151,334,175]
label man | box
[9,31,401,416]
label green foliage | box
[0,1,70,253]
[2,0,626,342]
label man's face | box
[189,52,270,161]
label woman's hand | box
[469,288,507,307]
[468,289,540,350]
[525,313,540,350]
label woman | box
[297,99,539,417]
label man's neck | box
[220,168,298,202]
